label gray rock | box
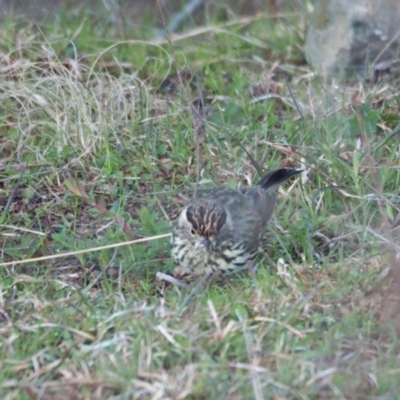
[304,0,400,75]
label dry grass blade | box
[0,234,171,267]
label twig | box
[156,0,203,196]
[167,0,206,33]
[0,233,171,267]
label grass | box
[1,1,400,399]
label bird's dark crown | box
[186,201,227,237]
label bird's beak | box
[202,238,211,251]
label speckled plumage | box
[171,168,302,278]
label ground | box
[0,1,400,399]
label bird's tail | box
[256,168,303,191]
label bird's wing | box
[244,187,277,227]
[195,187,262,245]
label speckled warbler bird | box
[171,168,302,278]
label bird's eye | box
[190,228,196,236]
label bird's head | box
[176,199,229,251]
